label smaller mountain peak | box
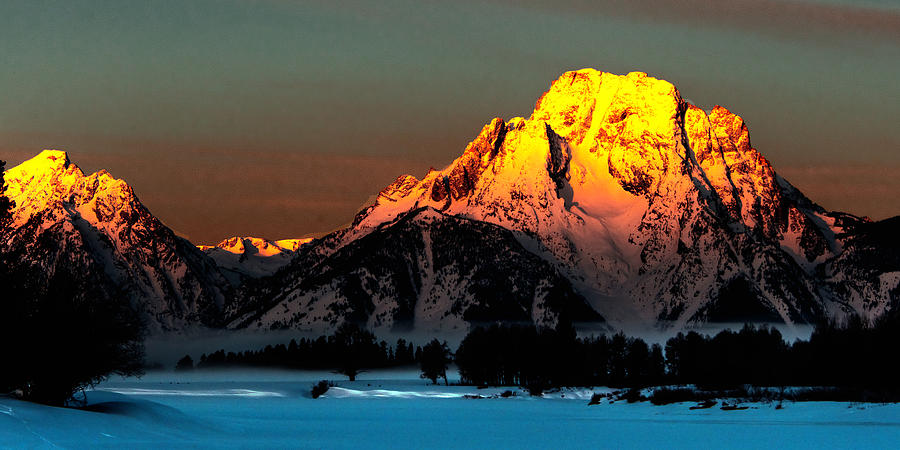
[37,149,69,163]
[217,237,247,254]
[3,150,86,213]
[16,149,75,175]
[202,236,311,257]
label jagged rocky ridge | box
[236,69,899,331]
[3,69,898,334]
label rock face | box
[241,69,897,331]
[1,150,231,332]
[199,236,313,284]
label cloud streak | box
[485,0,900,42]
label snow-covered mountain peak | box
[204,236,311,257]
[531,70,681,148]
[198,236,313,283]
[530,69,689,198]
[2,150,231,332]
[3,150,141,228]
[5,150,78,191]
[332,68,872,327]
[20,149,73,172]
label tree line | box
[454,323,665,392]
[176,313,900,398]
[177,323,425,381]
[457,314,900,394]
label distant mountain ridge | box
[2,69,898,334]
[199,236,313,284]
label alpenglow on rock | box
[1,150,231,332]
[242,69,898,331]
[199,236,313,284]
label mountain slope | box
[822,215,900,318]
[228,207,600,333]
[1,150,231,332]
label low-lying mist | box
[144,322,813,370]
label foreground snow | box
[1,370,899,448]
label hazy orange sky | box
[2,0,899,243]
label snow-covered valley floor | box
[2,370,899,448]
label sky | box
[1,0,898,243]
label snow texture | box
[1,370,898,448]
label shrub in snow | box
[311,380,334,399]
[588,393,606,405]
[622,387,646,403]
[649,387,698,405]
[526,383,545,397]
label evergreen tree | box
[647,343,666,385]
[175,355,194,371]
[419,339,453,385]
[607,332,628,386]
[624,338,650,387]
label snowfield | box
[1,370,899,448]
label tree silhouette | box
[332,322,379,381]
[0,268,144,406]
[419,339,452,385]
[395,338,416,365]
[175,355,194,371]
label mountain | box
[199,236,313,284]
[3,69,897,334]
[238,69,898,331]
[0,150,231,332]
